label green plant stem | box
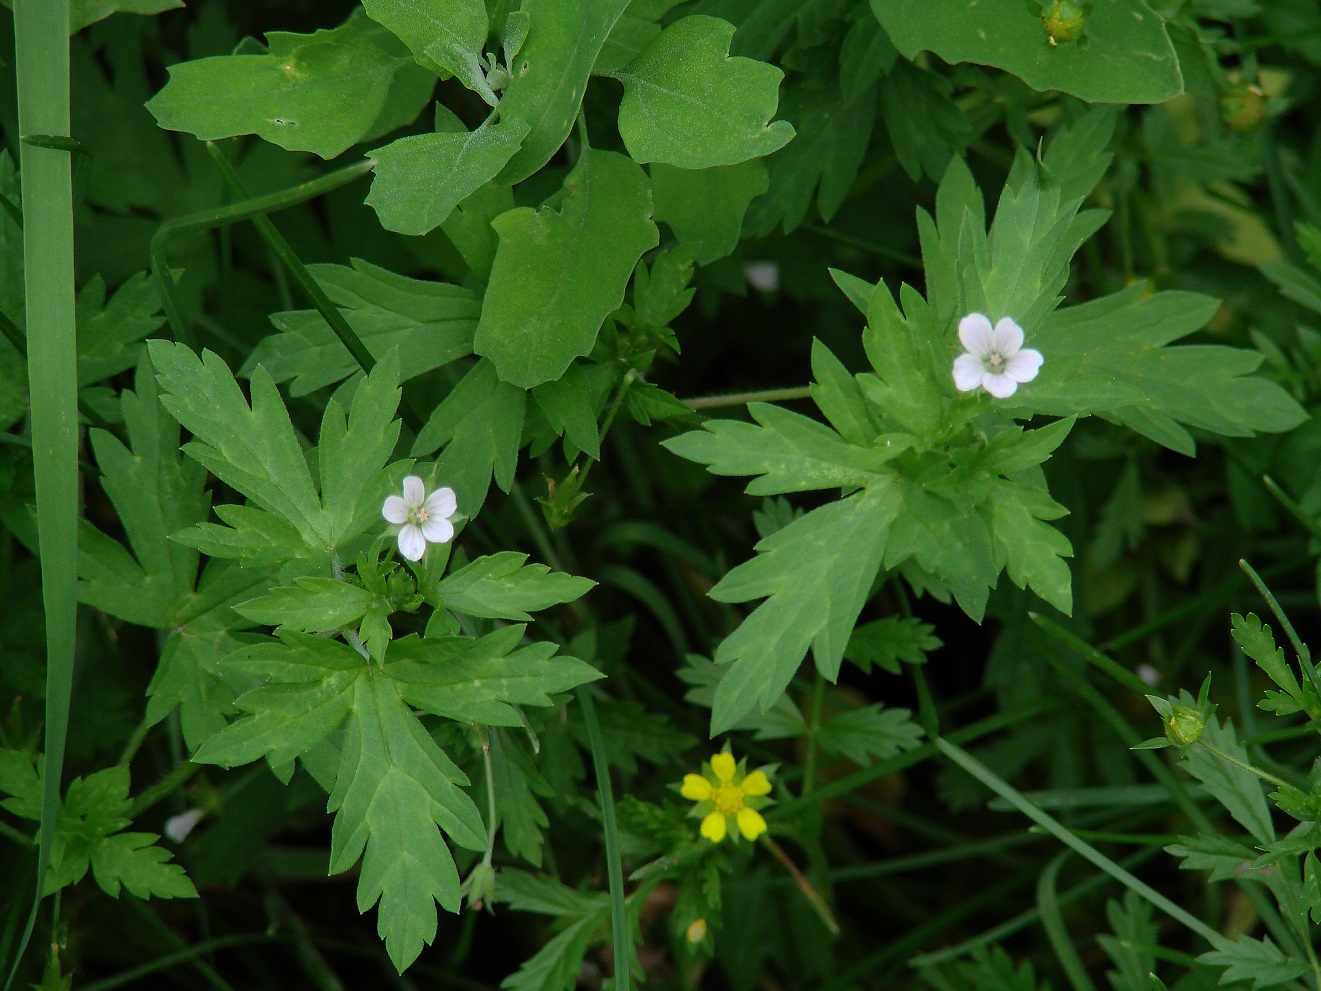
[682,386,813,410]
[202,144,425,433]
[6,4,77,989]
[800,673,826,797]
[150,157,374,349]
[126,762,200,820]
[758,834,839,934]
[935,738,1222,946]
[0,820,34,848]
[1037,852,1099,991]
[775,698,1057,818]
[575,687,630,991]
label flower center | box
[985,351,1005,370]
[409,506,430,525]
[712,783,745,816]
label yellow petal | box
[680,774,712,801]
[710,752,736,782]
[741,770,771,796]
[700,812,727,843]
[736,807,767,841]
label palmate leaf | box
[650,159,767,264]
[816,704,924,764]
[193,624,595,972]
[662,400,910,495]
[1098,893,1158,991]
[329,676,486,971]
[436,552,597,621]
[487,729,554,866]
[707,484,901,733]
[146,24,404,158]
[474,148,659,388]
[1199,934,1309,990]
[152,341,402,562]
[611,16,794,169]
[79,358,271,749]
[249,259,480,397]
[1179,704,1275,845]
[75,272,164,385]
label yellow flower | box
[678,749,773,843]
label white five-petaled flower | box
[952,313,1043,399]
[382,475,457,561]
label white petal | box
[991,317,1025,356]
[382,494,409,524]
[164,808,206,843]
[958,313,994,356]
[420,518,454,545]
[952,353,985,391]
[398,525,427,561]
[1005,347,1043,383]
[983,373,1019,399]
[401,475,426,509]
[424,486,457,520]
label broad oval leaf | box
[613,16,795,168]
[870,0,1182,105]
[146,25,402,159]
[474,148,658,388]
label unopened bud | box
[1042,1,1086,45]
[1166,705,1204,747]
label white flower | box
[382,475,457,561]
[164,808,206,843]
[951,313,1043,399]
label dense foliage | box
[7,0,1321,989]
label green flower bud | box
[1220,85,1266,131]
[1042,1,1087,45]
[462,863,498,912]
[1165,705,1205,747]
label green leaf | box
[366,117,530,235]
[988,479,1074,614]
[1233,612,1308,715]
[437,552,596,621]
[612,16,794,168]
[531,363,602,459]
[663,402,909,495]
[475,149,659,388]
[845,616,941,675]
[1198,934,1309,990]
[0,748,42,820]
[1180,703,1275,844]
[251,259,479,397]
[362,0,494,103]
[146,25,403,158]
[879,59,971,182]
[153,341,402,555]
[412,358,526,514]
[593,0,685,75]
[387,627,603,726]
[90,831,198,899]
[1097,893,1157,991]
[708,484,901,733]
[488,728,553,866]
[71,0,183,34]
[650,160,768,265]
[328,675,486,972]
[678,655,807,740]
[1005,287,1308,453]
[191,633,365,769]
[496,0,632,183]
[817,705,924,764]
[745,49,876,235]
[75,272,164,385]
[871,0,1183,105]
[316,351,404,546]
[235,577,374,632]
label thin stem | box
[758,834,839,935]
[203,144,425,434]
[682,386,813,411]
[1196,741,1293,791]
[150,157,374,349]
[126,762,200,820]
[935,738,1222,946]
[800,673,826,796]
[478,726,497,866]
